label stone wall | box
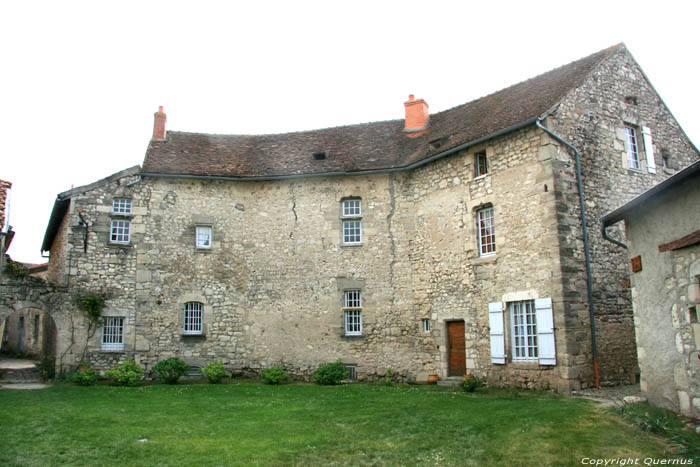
[547,46,699,386]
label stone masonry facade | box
[10,44,696,391]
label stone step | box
[0,366,42,383]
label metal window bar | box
[343,220,362,243]
[184,302,203,334]
[342,199,361,217]
[625,126,640,169]
[112,198,132,214]
[110,220,131,243]
[478,208,495,255]
[101,317,124,350]
[423,319,431,332]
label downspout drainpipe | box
[601,222,628,249]
[536,117,600,389]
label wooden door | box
[448,321,466,376]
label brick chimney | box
[152,106,167,140]
[404,95,429,135]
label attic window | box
[625,96,638,106]
[429,136,451,151]
[313,152,327,160]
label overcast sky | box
[2,1,699,264]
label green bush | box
[260,365,290,385]
[380,368,394,386]
[201,361,230,384]
[5,259,28,278]
[152,357,189,384]
[73,367,98,386]
[460,375,484,393]
[39,355,56,381]
[105,359,144,387]
[313,360,348,385]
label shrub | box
[380,368,394,386]
[105,359,144,387]
[152,357,189,384]
[73,367,98,386]
[260,365,290,385]
[5,259,28,278]
[313,360,348,386]
[39,355,56,381]
[201,361,230,384]
[460,374,484,393]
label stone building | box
[602,160,700,415]
[28,44,699,390]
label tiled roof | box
[144,45,622,179]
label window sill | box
[509,360,551,369]
[110,213,134,219]
[473,173,490,181]
[195,247,212,252]
[341,243,363,248]
[343,334,364,338]
[99,349,125,353]
[107,242,132,248]
[181,333,206,338]
[470,254,497,265]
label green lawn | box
[0,381,679,466]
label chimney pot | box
[404,95,429,135]
[153,106,167,140]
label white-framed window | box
[195,225,212,249]
[343,290,362,336]
[184,302,203,335]
[342,199,361,217]
[477,207,495,256]
[110,220,131,244]
[112,198,132,215]
[510,301,538,361]
[341,198,362,245]
[475,151,488,177]
[101,317,125,351]
[489,298,555,366]
[624,125,641,170]
[422,319,431,333]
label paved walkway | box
[570,384,644,407]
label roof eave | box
[601,159,700,227]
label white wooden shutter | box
[535,297,556,365]
[489,302,506,364]
[642,126,656,174]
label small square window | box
[475,151,488,177]
[110,220,131,244]
[101,317,125,351]
[112,198,132,215]
[422,319,431,333]
[345,365,357,381]
[196,225,212,249]
[342,199,361,217]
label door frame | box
[446,319,466,377]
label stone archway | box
[1,308,57,360]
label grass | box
[0,381,686,466]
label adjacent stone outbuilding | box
[602,160,700,415]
